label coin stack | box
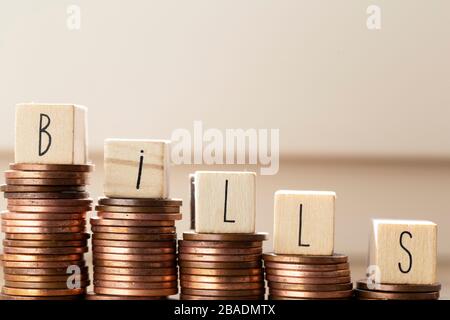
[263,253,353,300]
[89,197,182,300]
[179,231,268,300]
[354,280,441,300]
[0,163,93,300]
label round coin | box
[3,239,87,248]
[264,262,350,272]
[5,170,89,179]
[179,240,263,248]
[6,178,89,186]
[94,287,177,297]
[4,280,90,290]
[180,281,264,290]
[4,192,89,199]
[269,289,353,299]
[3,246,88,255]
[98,197,182,207]
[268,282,353,292]
[91,226,175,234]
[180,268,263,277]
[2,226,85,233]
[92,233,176,241]
[7,205,91,213]
[2,219,85,227]
[9,163,94,172]
[1,185,86,193]
[92,239,175,248]
[179,247,262,255]
[179,253,261,263]
[266,275,351,285]
[354,289,439,300]
[265,269,350,278]
[1,294,82,300]
[3,287,85,297]
[178,260,262,269]
[93,253,176,262]
[5,233,90,241]
[181,288,265,297]
[86,293,165,300]
[3,266,88,276]
[263,253,348,264]
[2,212,86,220]
[94,267,176,276]
[180,275,263,283]
[94,273,177,282]
[355,280,442,293]
[7,199,92,207]
[90,217,174,227]
[93,280,177,289]
[2,254,83,262]
[183,232,268,242]
[180,294,263,301]
[93,260,175,269]
[2,260,85,268]
[93,246,175,255]
[96,205,179,213]
[97,212,182,221]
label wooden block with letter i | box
[104,139,170,198]
[194,171,256,233]
[369,219,437,284]
[15,103,87,164]
[273,190,336,255]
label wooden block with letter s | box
[104,139,170,199]
[15,103,87,164]
[273,190,336,255]
[194,171,256,233]
[369,219,437,284]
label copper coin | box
[6,178,89,186]
[2,226,85,233]
[3,239,87,248]
[263,253,348,264]
[92,239,175,248]
[3,287,85,297]
[178,253,262,262]
[93,253,176,262]
[94,280,177,289]
[98,197,182,207]
[94,287,177,297]
[2,260,85,268]
[178,260,262,269]
[96,205,179,213]
[7,205,91,213]
[5,170,89,179]
[94,267,177,276]
[180,294,264,301]
[94,260,175,268]
[94,273,177,282]
[86,293,165,300]
[93,246,175,255]
[180,268,263,277]
[2,212,86,220]
[183,231,268,242]
[1,185,86,193]
[269,289,353,299]
[355,280,442,293]
[264,262,350,272]
[90,217,174,227]
[2,219,85,227]
[180,275,263,283]
[266,275,351,285]
[181,288,265,297]
[98,212,182,221]
[265,269,350,278]
[4,274,89,282]
[268,282,353,292]
[354,289,439,300]
[1,294,82,300]
[3,266,88,276]
[4,192,89,199]
[91,226,175,234]
[180,281,264,290]
[7,199,92,207]
[9,163,94,172]
[179,247,262,255]
[5,233,90,241]
[2,254,83,262]
[92,233,176,241]
[179,240,263,248]
[5,280,90,290]
[3,246,88,255]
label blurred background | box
[0,0,449,296]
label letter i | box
[136,150,144,190]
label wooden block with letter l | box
[194,171,256,234]
[273,190,336,255]
[369,219,437,285]
[104,139,170,199]
[15,103,87,164]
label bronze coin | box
[91,226,175,234]
[9,163,94,172]
[92,239,175,248]
[94,273,177,282]
[2,254,83,262]
[265,269,350,278]
[354,289,439,300]
[96,205,179,213]
[269,289,353,299]
[5,280,90,290]
[90,217,174,227]
[3,246,88,255]
[180,268,263,277]
[93,260,175,269]
[181,288,265,297]
[266,275,351,285]
[180,294,264,301]
[183,231,268,242]
[2,226,85,233]
[93,246,175,255]
[263,253,348,265]
[178,253,262,263]
[6,178,89,186]
[93,280,177,289]
[4,192,89,199]
[2,212,86,220]
[3,266,89,276]
[94,287,177,297]
[93,253,176,262]
[180,275,263,283]
[97,212,182,221]
[85,293,166,300]
[98,197,182,207]
[3,287,85,297]
[5,170,89,179]
[179,240,263,248]
[1,294,82,300]
[4,274,89,282]
[180,281,264,290]
[3,239,87,248]
[268,282,353,292]
[7,205,91,213]
[7,199,92,207]
[2,260,85,268]
[355,280,442,293]
[2,219,85,227]
[264,262,350,272]
[94,267,177,276]
[5,233,90,241]
[92,233,176,241]
[178,260,262,269]
[1,185,86,193]
[179,247,262,255]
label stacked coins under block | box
[89,197,182,300]
[354,280,441,300]
[1,163,93,300]
[179,232,268,300]
[263,253,353,300]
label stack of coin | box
[355,280,441,300]
[179,231,268,300]
[263,253,353,300]
[1,163,93,300]
[89,197,182,300]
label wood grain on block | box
[104,139,170,199]
[273,190,335,255]
[195,171,256,233]
[369,219,437,285]
[15,103,87,164]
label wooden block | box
[369,219,437,285]
[104,139,170,199]
[194,171,256,233]
[15,103,87,164]
[273,190,335,255]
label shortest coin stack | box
[263,253,353,300]
[179,231,268,300]
[355,280,441,300]
[89,197,182,300]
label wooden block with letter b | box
[104,139,170,199]
[194,171,256,233]
[273,190,336,255]
[15,103,87,164]
[369,219,437,285]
